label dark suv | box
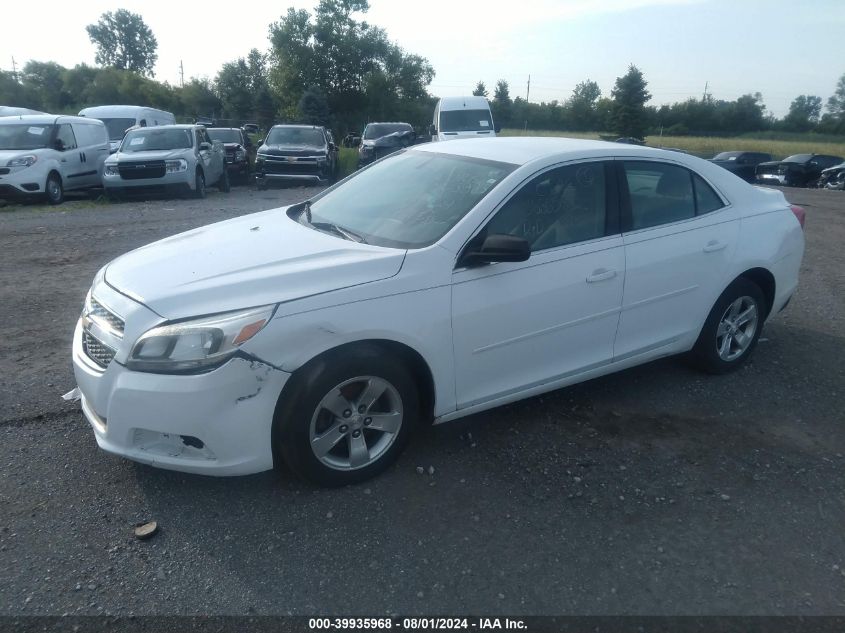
[206,128,252,184]
[357,122,416,168]
[254,125,338,188]
[709,151,772,183]
[756,153,844,187]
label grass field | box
[338,147,358,178]
[500,128,845,160]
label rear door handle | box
[703,240,728,253]
[586,268,617,283]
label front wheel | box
[193,169,206,199]
[45,173,63,205]
[275,347,420,486]
[218,169,230,193]
[690,278,765,374]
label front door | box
[451,160,625,409]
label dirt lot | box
[0,184,843,616]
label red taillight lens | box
[790,204,806,230]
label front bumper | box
[72,318,290,477]
[104,169,194,192]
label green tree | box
[298,85,331,126]
[568,79,601,130]
[86,9,158,77]
[178,78,221,120]
[820,73,845,133]
[269,0,434,134]
[610,65,651,139]
[492,79,512,127]
[784,95,822,131]
[472,81,488,97]
[20,61,68,112]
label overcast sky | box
[2,0,843,117]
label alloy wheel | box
[716,295,758,362]
[308,376,404,471]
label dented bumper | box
[72,319,290,476]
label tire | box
[690,278,766,374]
[218,169,230,193]
[45,172,63,205]
[275,346,420,486]
[193,169,206,199]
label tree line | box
[1,2,843,140]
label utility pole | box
[179,60,184,88]
[11,56,18,81]
[526,74,531,102]
[702,80,709,102]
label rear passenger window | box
[693,174,724,214]
[623,162,694,230]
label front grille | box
[89,297,125,336]
[264,161,321,175]
[82,331,117,368]
[756,165,778,175]
[118,161,166,180]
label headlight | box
[165,159,188,173]
[126,305,276,373]
[235,149,246,161]
[104,164,119,176]
[7,155,37,168]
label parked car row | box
[708,149,844,189]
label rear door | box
[614,160,739,360]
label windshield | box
[97,118,137,141]
[783,154,813,163]
[440,109,494,133]
[265,127,324,147]
[363,123,412,140]
[207,129,242,144]
[713,151,742,161]
[121,128,192,152]
[305,150,515,249]
[0,124,54,150]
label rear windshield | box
[783,154,813,163]
[363,123,412,140]
[0,123,54,150]
[121,128,192,152]
[97,118,137,141]
[207,129,242,144]
[265,127,325,147]
[440,109,494,133]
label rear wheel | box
[690,278,765,374]
[275,347,420,486]
[45,173,63,205]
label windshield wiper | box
[299,201,366,243]
[310,221,367,244]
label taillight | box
[790,204,806,229]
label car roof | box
[0,114,102,126]
[271,124,323,130]
[207,127,242,132]
[438,96,490,109]
[412,136,680,166]
[366,121,412,126]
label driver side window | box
[55,124,77,152]
[485,161,608,252]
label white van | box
[0,115,109,205]
[79,106,176,153]
[430,96,500,142]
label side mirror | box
[199,142,212,151]
[54,139,66,152]
[428,124,437,137]
[460,234,531,267]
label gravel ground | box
[0,184,843,616]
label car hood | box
[104,207,405,319]
[109,148,192,163]
[822,162,845,174]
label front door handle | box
[586,268,617,283]
[703,240,728,253]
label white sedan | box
[72,138,805,486]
